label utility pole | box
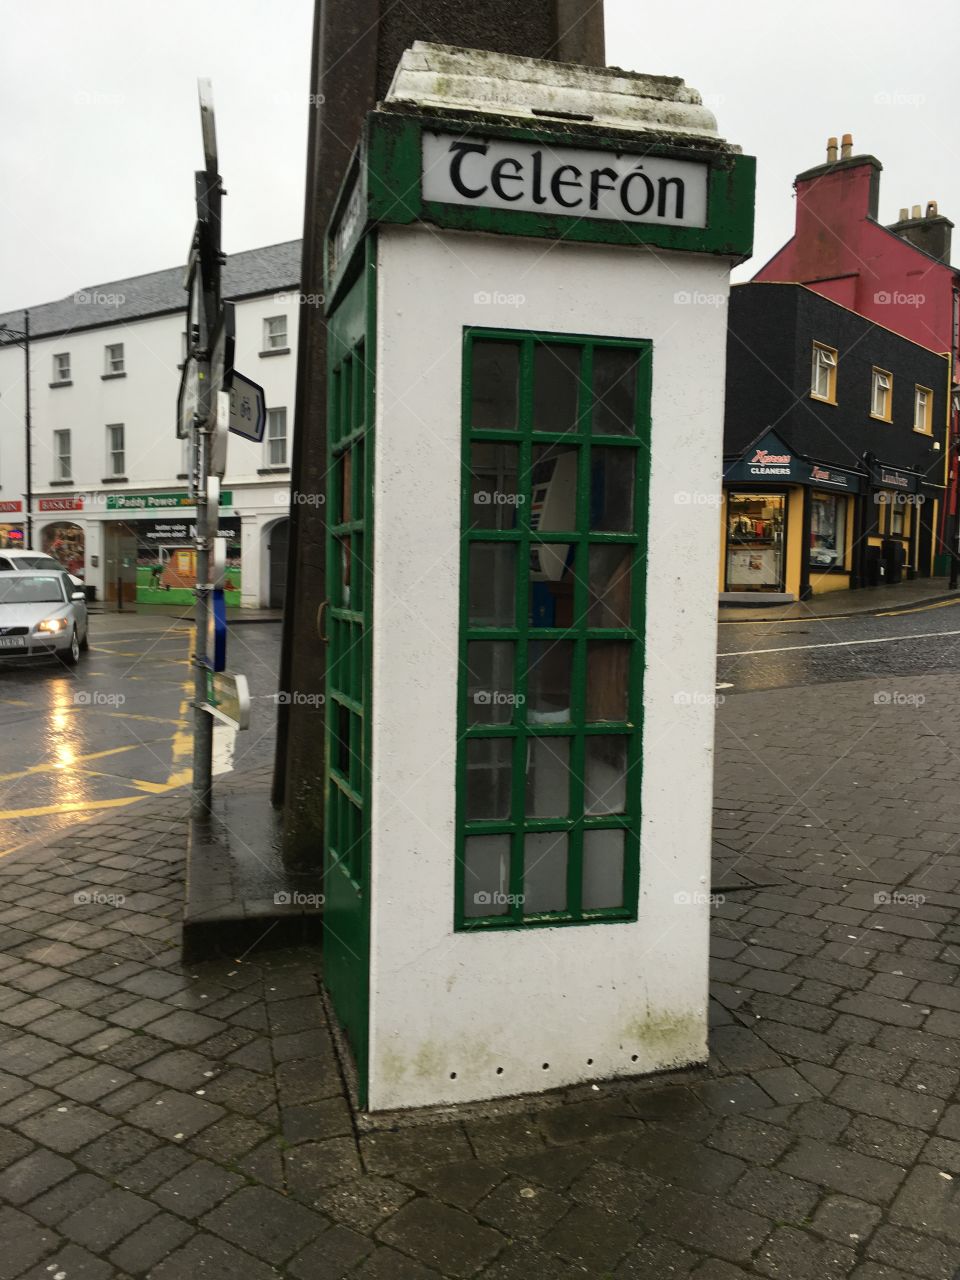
[0,313,33,547]
[185,80,224,818]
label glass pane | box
[590,448,635,531]
[467,641,516,725]
[587,545,632,627]
[468,544,515,627]
[582,829,625,909]
[725,493,786,593]
[525,736,571,818]
[463,834,511,917]
[533,344,581,433]
[527,640,573,723]
[469,443,522,531]
[529,547,576,628]
[592,348,638,435]
[340,451,352,523]
[586,641,630,722]
[530,444,578,534]
[584,736,627,814]
[466,738,513,820]
[523,832,568,913]
[471,341,520,431]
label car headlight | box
[36,617,68,633]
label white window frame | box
[914,384,933,434]
[266,407,288,467]
[871,367,892,421]
[105,342,125,375]
[811,343,837,403]
[106,423,125,477]
[263,315,288,351]
[52,352,71,382]
[54,429,71,480]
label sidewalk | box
[88,606,282,632]
[720,574,958,622]
[0,678,959,1277]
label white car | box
[0,547,85,591]
[0,571,89,665]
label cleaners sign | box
[422,133,709,228]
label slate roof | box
[0,239,302,343]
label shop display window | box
[725,492,786,592]
[809,492,847,571]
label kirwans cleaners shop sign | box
[422,133,709,228]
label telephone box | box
[322,42,755,1111]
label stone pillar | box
[240,515,259,609]
[274,0,606,865]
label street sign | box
[228,371,266,442]
[177,355,204,439]
[210,301,235,395]
[203,669,250,730]
[206,586,227,672]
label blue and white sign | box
[228,371,266,443]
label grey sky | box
[2,0,958,311]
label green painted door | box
[324,249,374,1104]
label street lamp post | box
[0,312,33,547]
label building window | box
[106,424,125,476]
[263,315,288,351]
[54,430,71,480]
[809,492,847,571]
[811,343,837,403]
[725,492,787,591]
[266,408,288,466]
[914,384,933,434]
[52,353,71,383]
[457,330,650,930]
[105,342,125,375]
[871,367,892,421]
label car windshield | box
[0,576,64,604]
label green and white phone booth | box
[322,42,755,1111]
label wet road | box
[0,616,281,856]
[717,597,960,692]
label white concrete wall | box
[0,290,298,605]
[367,223,732,1111]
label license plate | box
[0,636,26,649]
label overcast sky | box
[2,0,958,312]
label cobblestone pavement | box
[1,676,959,1279]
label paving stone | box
[690,1075,775,1115]
[752,1066,822,1105]
[706,1115,793,1165]
[710,1026,785,1072]
[539,1096,643,1144]
[59,1184,159,1252]
[809,1194,883,1245]
[614,1234,700,1277]
[109,1210,195,1273]
[281,1094,353,1142]
[401,1160,505,1210]
[149,1231,279,1280]
[17,1101,118,1152]
[727,1166,821,1223]
[567,1157,659,1217]
[0,1149,74,1205]
[124,1088,224,1140]
[144,1010,227,1046]
[376,1196,507,1278]
[152,1157,245,1217]
[288,1224,373,1280]
[116,1145,194,1194]
[866,1223,959,1280]
[830,1075,945,1130]
[313,1175,415,1233]
[834,1045,910,1086]
[780,1138,906,1203]
[791,1101,852,1141]
[634,1185,771,1263]
[362,1124,474,1175]
[481,1240,587,1280]
[201,1184,333,1264]
[56,1062,136,1103]
[473,1175,570,1238]
[844,1115,928,1166]
[186,1112,271,1161]
[23,1171,112,1226]
[622,1129,744,1195]
[135,1048,217,1089]
[354,1245,444,1279]
[754,1225,858,1279]
[889,1164,960,1243]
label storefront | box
[862,459,928,587]
[721,430,862,601]
[0,500,24,548]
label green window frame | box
[456,328,652,931]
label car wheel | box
[62,627,81,667]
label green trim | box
[323,233,376,1108]
[327,111,755,296]
[455,328,650,932]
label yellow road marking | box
[0,743,141,784]
[0,776,190,822]
[877,598,960,617]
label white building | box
[0,240,301,608]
